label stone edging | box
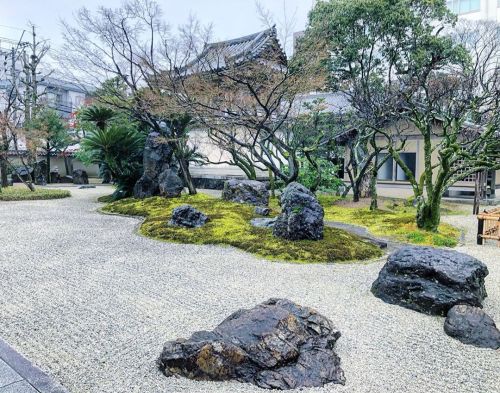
[0,337,69,393]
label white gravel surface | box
[0,186,498,393]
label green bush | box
[77,110,145,200]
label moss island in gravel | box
[315,196,461,248]
[102,193,383,263]
[0,187,71,201]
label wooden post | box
[477,217,484,245]
[473,172,481,215]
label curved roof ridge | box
[208,26,276,48]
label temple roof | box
[184,26,286,74]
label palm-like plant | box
[80,106,116,130]
[81,122,145,198]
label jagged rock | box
[170,205,208,228]
[134,131,175,198]
[159,169,184,198]
[158,298,345,390]
[273,182,324,241]
[371,246,488,316]
[250,218,276,228]
[222,179,269,206]
[444,305,500,349]
[255,206,271,216]
[133,176,158,199]
[72,169,89,185]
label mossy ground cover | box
[102,193,383,263]
[0,187,71,201]
[315,195,462,247]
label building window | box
[446,0,480,14]
[395,153,416,181]
[377,154,394,181]
[377,153,416,182]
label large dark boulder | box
[273,182,324,241]
[134,131,175,199]
[72,169,89,185]
[170,205,208,228]
[158,298,345,390]
[444,305,500,349]
[371,247,489,316]
[222,179,269,206]
[158,169,184,198]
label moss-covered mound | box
[0,187,71,201]
[317,196,461,247]
[102,193,383,264]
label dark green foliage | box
[79,113,145,199]
[79,106,116,130]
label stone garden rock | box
[272,182,324,241]
[371,246,489,316]
[158,298,345,390]
[134,131,176,198]
[222,179,269,206]
[254,206,271,216]
[72,169,89,185]
[158,169,184,198]
[250,217,276,228]
[444,305,500,349]
[170,205,208,228]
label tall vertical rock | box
[133,131,184,198]
[273,182,324,240]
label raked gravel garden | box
[0,186,498,393]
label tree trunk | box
[352,186,360,203]
[416,199,441,232]
[268,168,275,198]
[46,144,51,184]
[369,166,378,211]
[359,170,372,198]
[178,157,197,195]
[0,158,8,188]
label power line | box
[0,24,26,32]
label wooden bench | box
[477,207,500,246]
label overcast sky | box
[0,0,315,52]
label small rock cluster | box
[273,182,324,240]
[134,131,184,199]
[372,246,498,349]
[170,205,208,228]
[158,298,345,390]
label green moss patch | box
[102,193,383,264]
[319,196,461,247]
[0,187,71,201]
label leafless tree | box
[58,0,202,193]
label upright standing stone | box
[273,182,324,240]
[134,131,177,198]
